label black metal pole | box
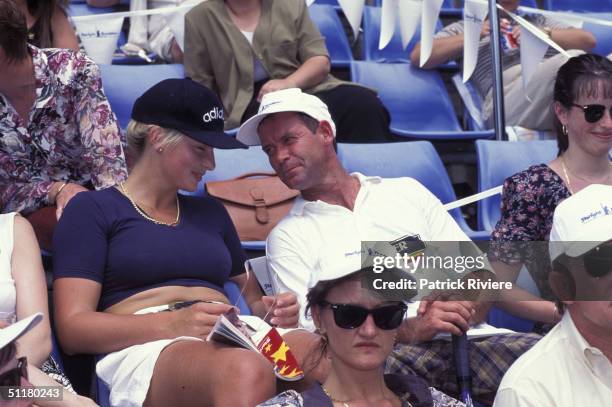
[488,0,507,140]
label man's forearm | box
[410,35,465,69]
[550,28,596,52]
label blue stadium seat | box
[544,0,612,12]
[362,6,445,63]
[350,61,493,140]
[475,140,558,232]
[337,141,489,240]
[583,15,612,56]
[180,146,275,251]
[487,306,535,333]
[99,64,185,129]
[308,4,353,68]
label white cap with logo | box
[549,184,612,262]
[237,88,336,146]
[0,312,43,350]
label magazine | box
[207,309,304,381]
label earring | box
[562,125,568,136]
[157,147,164,153]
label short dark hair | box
[553,54,612,155]
[0,0,29,63]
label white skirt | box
[96,310,291,407]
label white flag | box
[74,16,124,65]
[463,0,489,82]
[379,0,399,50]
[399,0,422,50]
[419,0,444,67]
[337,0,366,41]
[306,0,316,6]
[506,10,570,92]
[165,0,201,51]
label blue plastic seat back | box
[99,64,185,129]
[363,6,444,62]
[475,140,558,232]
[350,61,462,136]
[582,15,612,56]
[308,4,353,67]
[336,141,476,237]
[487,306,535,332]
[544,0,612,11]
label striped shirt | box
[435,14,569,98]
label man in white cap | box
[494,184,612,407]
[0,313,43,406]
[237,88,540,399]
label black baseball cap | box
[131,79,247,149]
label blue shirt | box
[53,187,246,310]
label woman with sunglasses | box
[490,53,612,328]
[260,266,464,407]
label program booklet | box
[206,309,304,381]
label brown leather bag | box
[205,172,300,241]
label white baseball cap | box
[549,184,612,262]
[0,313,43,350]
[237,88,336,146]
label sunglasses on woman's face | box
[0,357,28,387]
[571,103,612,123]
[583,245,612,278]
[320,301,407,330]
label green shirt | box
[184,0,345,129]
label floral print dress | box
[490,164,571,300]
[0,45,127,214]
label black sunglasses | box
[0,357,28,387]
[583,245,612,278]
[571,103,612,123]
[320,301,407,330]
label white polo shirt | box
[493,311,612,407]
[266,173,469,329]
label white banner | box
[506,9,571,92]
[399,0,422,50]
[73,16,124,65]
[419,0,444,67]
[164,0,202,50]
[379,0,399,50]
[337,0,366,41]
[463,0,489,82]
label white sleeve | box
[493,388,547,407]
[406,179,470,241]
[266,225,316,331]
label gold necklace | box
[321,384,350,407]
[560,156,612,195]
[119,182,180,226]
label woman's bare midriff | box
[104,286,231,315]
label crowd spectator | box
[184,0,391,142]
[260,265,465,407]
[53,79,322,407]
[0,313,43,407]
[236,88,540,400]
[87,0,196,63]
[0,0,127,250]
[0,213,97,406]
[494,184,612,406]
[490,53,612,327]
[16,0,79,51]
[411,0,595,131]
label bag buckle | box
[250,187,270,224]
